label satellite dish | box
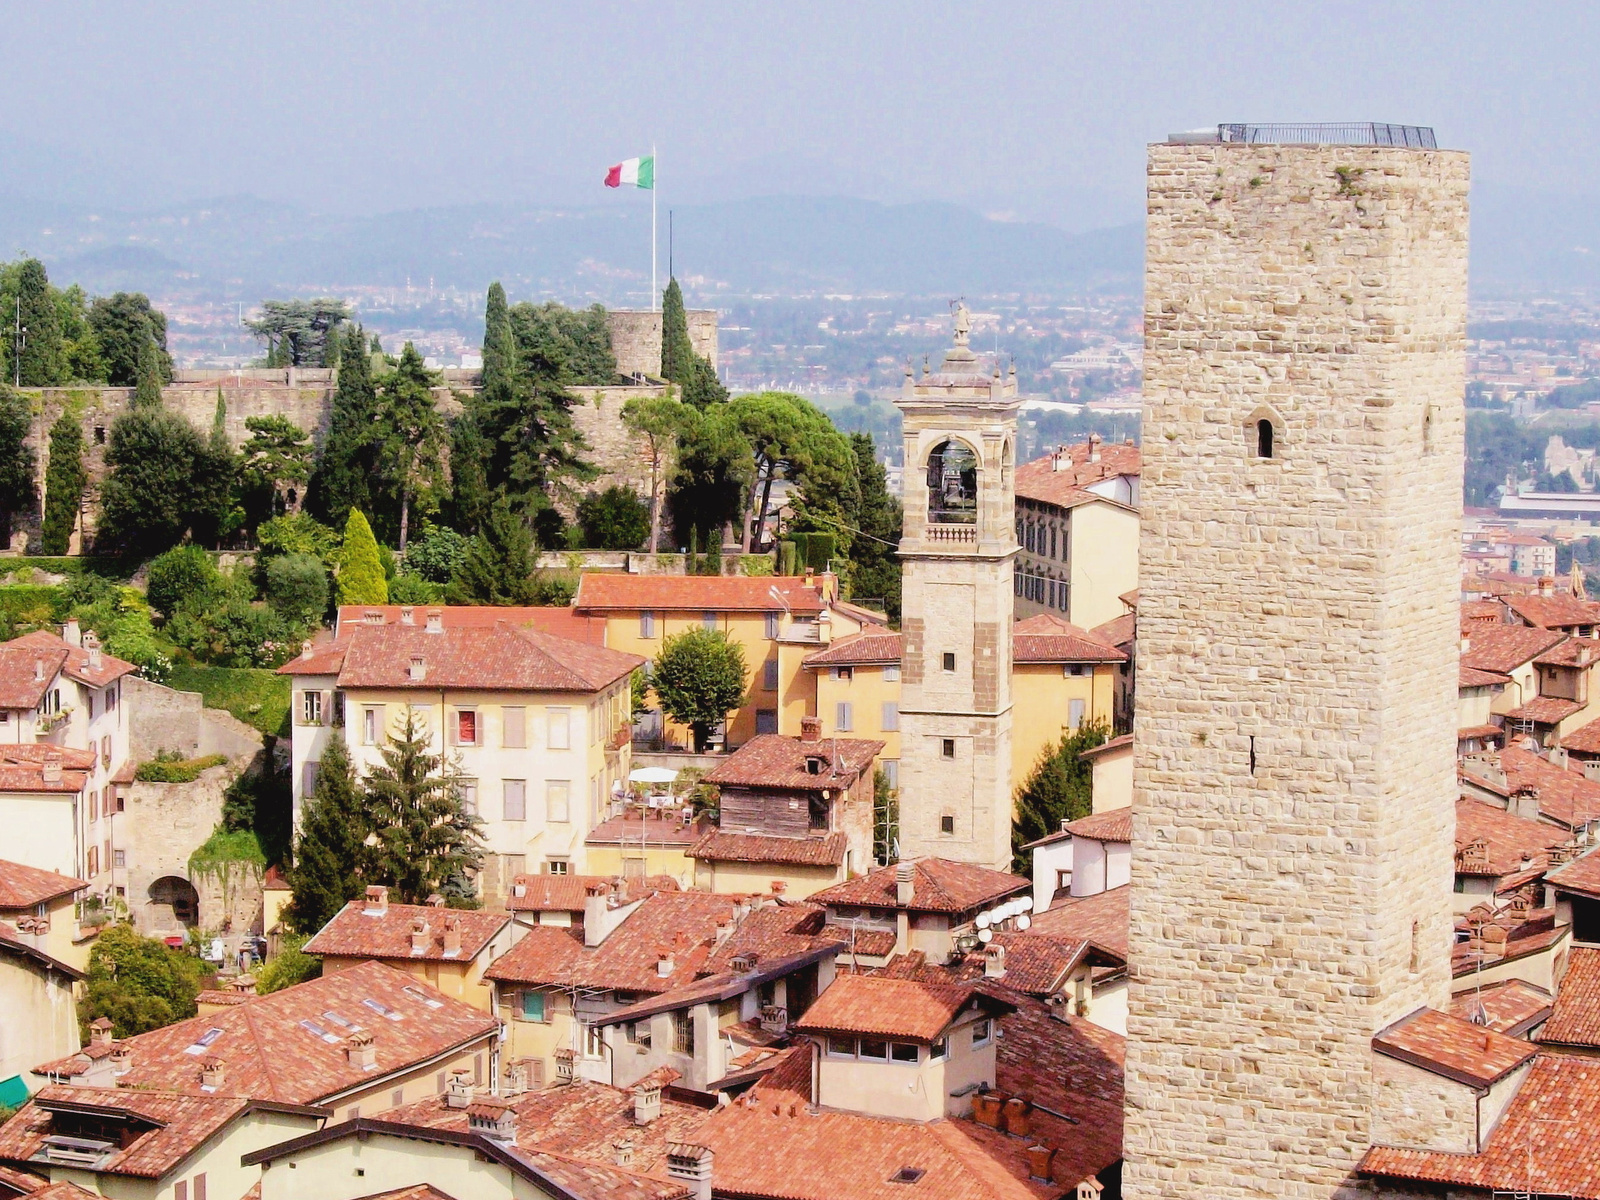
[976,912,991,930]
[1017,895,1034,913]
[977,928,992,943]
[1015,914,1031,931]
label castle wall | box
[1124,142,1469,1198]
[606,309,720,379]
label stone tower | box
[894,305,1020,870]
[1124,127,1468,1198]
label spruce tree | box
[308,324,378,528]
[660,278,693,384]
[14,258,63,386]
[40,413,84,555]
[336,509,388,605]
[362,708,484,904]
[132,334,164,409]
[446,501,538,605]
[282,734,367,936]
[0,387,36,548]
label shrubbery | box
[134,750,229,783]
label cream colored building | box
[280,610,641,901]
[0,923,81,1107]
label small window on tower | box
[941,738,955,759]
[942,652,956,673]
[1256,418,1275,459]
[940,815,955,835]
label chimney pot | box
[800,716,822,744]
[364,886,389,915]
[83,632,101,671]
[1026,1144,1057,1182]
[200,1057,226,1090]
[425,608,443,633]
[62,619,81,647]
[42,752,62,784]
[1002,1097,1032,1138]
[985,943,1007,978]
[895,861,914,907]
[657,951,675,978]
[665,1144,713,1200]
[401,606,416,625]
[426,893,445,907]
[410,916,431,955]
[300,640,314,660]
[445,1068,473,1108]
[770,879,787,896]
[442,915,463,957]
[346,1031,377,1071]
[409,654,426,682]
[34,657,45,682]
[89,1017,114,1046]
[633,1083,663,1126]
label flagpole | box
[651,143,658,311]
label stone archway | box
[147,876,200,932]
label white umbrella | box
[629,767,681,784]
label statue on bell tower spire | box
[951,299,972,347]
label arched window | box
[927,440,978,524]
[1256,418,1275,459]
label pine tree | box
[1011,719,1109,872]
[14,258,63,386]
[282,734,367,936]
[308,324,379,528]
[446,502,538,605]
[132,334,164,409]
[362,708,484,904]
[660,278,693,384]
[40,413,84,555]
[373,343,444,549]
[0,387,36,548]
[446,409,492,535]
[336,509,388,606]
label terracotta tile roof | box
[1079,733,1132,762]
[1562,716,1600,754]
[1014,441,1141,511]
[33,961,498,1104]
[1011,614,1127,664]
[1462,599,1509,625]
[1061,809,1132,844]
[586,814,711,848]
[1448,979,1553,1036]
[1459,663,1510,688]
[350,1186,458,1200]
[1362,1055,1600,1198]
[0,1164,47,1194]
[0,1086,317,1180]
[1457,723,1504,742]
[1461,625,1566,674]
[1027,886,1129,960]
[303,899,507,962]
[0,745,95,795]
[1538,636,1600,667]
[335,604,607,644]
[0,648,67,710]
[1466,745,1600,828]
[304,623,642,693]
[4,631,136,691]
[875,934,1110,997]
[484,890,740,994]
[275,642,349,676]
[809,858,1028,915]
[1454,797,1564,881]
[1373,1006,1537,1088]
[688,831,848,867]
[1541,946,1600,1048]
[836,927,897,958]
[801,626,903,667]
[1550,845,1600,900]
[507,874,614,912]
[795,975,1012,1042]
[0,861,86,910]
[1452,907,1568,978]
[1088,612,1135,651]
[700,903,844,975]
[703,734,883,791]
[574,575,826,615]
[194,988,252,1008]
[1509,594,1600,630]
[1505,695,1585,724]
[25,1183,100,1200]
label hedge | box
[134,753,228,783]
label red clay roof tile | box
[574,575,825,615]
[1448,978,1552,1036]
[1011,615,1127,664]
[801,627,903,667]
[314,623,641,692]
[303,899,507,962]
[687,831,848,867]
[0,861,86,909]
[1461,625,1567,674]
[1541,947,1600,1048]
[795,975,1011,1042]
[703,734,882,791]
[809,858,1028,915]
[1027,886,1129,960]
[1372,1006,1537,1088]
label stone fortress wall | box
[9,311,717,551]
[1123,140,1470,1199]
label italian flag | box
[604,156,654,189]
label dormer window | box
[927,440,978,524]
[806,756,824,775]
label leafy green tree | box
[56,285,107,382]
[660,277,693,384]
[255,932,322,993]
[373,343,445,549]
[308,324,380,528]
[447,502,539,605]
[256,512,342,579]
[577,486,650,549]
[133,334,165,409]
[668,403,748,550]
[508,300,617,385]
[81,923,205,1037]
[623,394,685,553]
[146,545,220,619]
[0,387,38,548]
[240,415,313,519]
[247,298,350,367]
[843,432,902,620]
[13,259,63,386]
[1011,719,1110,873]
[96,407,214,556]
[402,523,470,584]
[650,627,748,752]
[362,708,484,904]
[336,509,388,605]
[283,734,368,935]
[265,552,330,629]
[87,292,173,387]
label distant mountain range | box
[0,183,1594,303]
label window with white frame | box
[547,781,571,823]
[884,663,900,682]
[503,780,527,821]
[971,1018,992,1047]
[301,690,324,725]
[548,709,570,750]
[455,709,478,745]
[362,707,381,745]
[502,706,526,748]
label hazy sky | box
[2,2,1596,229]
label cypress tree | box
[482,283,515,396]
[446,502,538,605]
[0,387,36,548]
[446,410,492,535]
[282,734,367,936]
[660,278,693,384]
[681,353,729,410]
[15,258,63,386]
[189,389,236,547]
[309,324,378,529]
[336,509,388,605]
[132,334,164,409]
[40,413,84,555]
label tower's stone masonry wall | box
[1124,144,1469,1199]
[606,309,719,378]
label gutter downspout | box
[809,1035,820,1109]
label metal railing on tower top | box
[1216,122,1437,148]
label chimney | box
[467,1097,517,1144]
[442,915,463,958]
[1511,784,1541,822]
[231,974,256,994]
[363,609,384,625]
[445,1068,474,1109]
[1540,575,1555,597]
[714,919,735,948]
[110,1042,131,1076]
[400,605,416,625]
[985,943,1007,978]
[895,861,914,907]
[584,882,613,947]
[1052,445,1068,472]
[613,1137,635,1166]
[657,950,675,978]
[1088,432,1102,463]
[364,886,389,915]
[1550,746,1571,769]
[770,879,787,896]
[83,631,101,672]
[42,752,62,784]
[633,1082,663,1125]
[1076,1177,1105,1200]
[62,618,81,647]
[200,1057,226,1091]
[425,608,443,633]
[759,1003,788,1034]
[665,1144,713,1200]
[410,916,431,955]
[1002,1097,1032,1138]
[89,1017,115,1048]
[1026,1144,1057,1182]
[34,657,45,682]
[1060,818,1072,832]
[1461,631,1472,654]
[409,654,426,682]
[1584,761,1600,782]
[300,640,314,660]
[800,716,822,743]
[426,892,445,907]
[346,1031,378,1071]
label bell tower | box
[894,304,1020,870]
